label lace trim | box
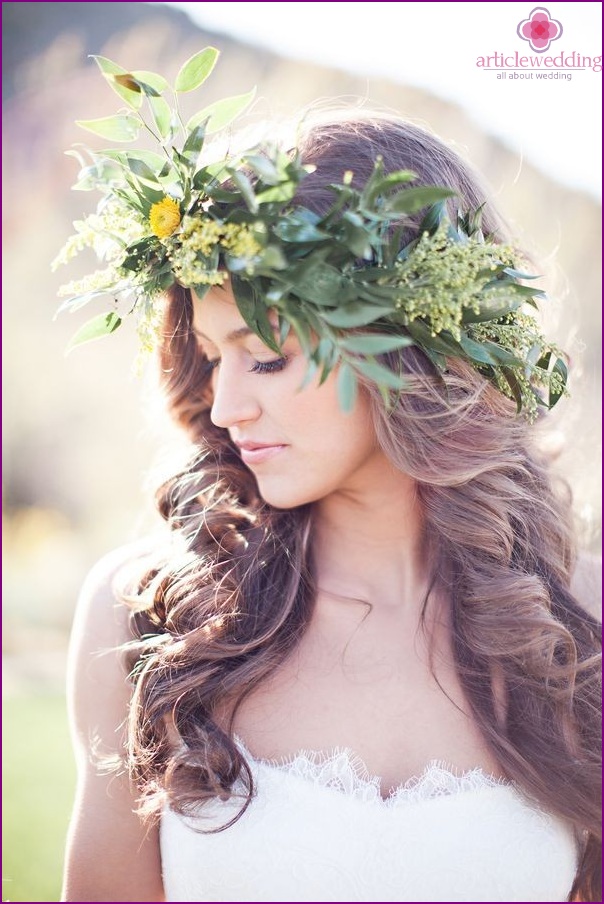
[235,736,511,806]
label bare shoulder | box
[66,541,153,748]
[68,543,136,656]
[63,541,165,902]
[570,550,602,622]
[70,538,158,651]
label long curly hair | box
[122,113,601,902]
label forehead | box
[192,286,284,351]
[191,285,248,342]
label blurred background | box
[2,2,601,900]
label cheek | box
[251,400,378,508]
[279,373,342,434]
[283,374,376,460]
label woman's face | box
[192,286,388,509]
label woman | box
[58,54,600,903]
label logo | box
[517,7,563,53]
[475,5,601,78]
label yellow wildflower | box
[221,223,262,259]
[179,216,224,256]
[149,197,181,238]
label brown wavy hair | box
[122,113,601,901]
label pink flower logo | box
[517,7,563,52]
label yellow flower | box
[149,197,181,238]
[221,223,262,259]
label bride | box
[57,52,601,904]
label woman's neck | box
[312,465,431,615]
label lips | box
[235,440,288,466]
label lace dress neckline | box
[161,738,578,902]
[234,735,511,806]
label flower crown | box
[53,48,568,418]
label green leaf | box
[243,154,282,185]
[101,148,175,176]
[289,260,356,307]
[90,55,143,109]
[130,69,169,94]
[204,184,240,201]
[112,73,142,94]
[76,114,140,142]
[319,184,355,226]
[124,173,165,207]
[549,357,568,407]
[71,175,96,192]
[501,367,523,413]
[68,156,122,190]
[126,156,161,186]
[361,169,417,208]
[186,88,256,134]
[336,362,358,412]
[421,346,448,373]
[148,95,172,138]
[231,278,281,354]
[384,186,455,215]
[66,312,122,353]
[501,282,545,300]
[64,147,88,168]
[255,181,300,204]
[481,340,523,368]
[91,54,125,77]
[461,297,520,324]
[502,266,540,281]
[228,170,258,213]
[531,346,550,369]
[256,245,287,271]
[284,310,313,357]
[417,201,449,235]
[98,148,160,167]
[55,289,115,316]
[295,358,317,391]
[191,283,211,303]
[175,47,220,92]
[339,212,373,258]
[458,204,485,238]
[353,357,406,390]
[341,334,413,355]
[459,335,498,365]
[182,123,207,164]
[406,320,464,357]
[313,337,338,384]
[274,220,329,242]
[322,302,393,328]
[113,185,146,216]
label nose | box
[210,364,262,429]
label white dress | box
[160,739,578,902]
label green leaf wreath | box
[53,47,568,418]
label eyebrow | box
[193,325,256,345]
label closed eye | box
[205,356,289,375]
[250,357,288,374]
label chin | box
[255,478,321,510]
[258,490,310,510]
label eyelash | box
[206,356,288,375]
[251,357,288,374]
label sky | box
[154,1,602,198]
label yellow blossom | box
[178,216,224,256]
[149,197,181,238]
[57,266,123,298]
[221,223,262,259]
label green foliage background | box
[2,697,74,902]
